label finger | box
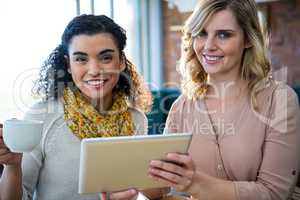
[0,153,14,164]
[166,153,194,169]
[148,172,192,193]
[148,173,177,187]
[0,139,6,147]
[0,143,7,149]
[109,189,138,200]
[100,192,107,200]
[148,167,182,184]
[149,160,185,176]
[0,124,3,137]
[0,147,10,156]
[0,138,8,148]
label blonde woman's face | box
[67,33,124,102]
[193,9,249,81]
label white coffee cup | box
[3,118,44,153]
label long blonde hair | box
[179,0,271,109]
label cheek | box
[193,40,202,57]
[69,66,85,81]
[110,73,120,85]
[222,39,245,57]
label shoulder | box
[272,82,300,114]
[23,98,64,122]
[264,81,299,106]
[260,81,300,130]
[165,94,188,125]
[22,99,65,157]
[129,107,148,135]
[273,81,298,100]
[129,107,148,124]
[256,80,299,108]
[169,94,188,112]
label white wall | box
[0,0,76,121]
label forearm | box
[208,178,236,200]
[190,172,236,200]
[0,165,23,200]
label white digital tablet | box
[78,133,192,194]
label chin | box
[80,90,104,101]
[203,68,221,75]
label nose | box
[87,59,101,76]
[204,35,217,51]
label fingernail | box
[167,153,174,158]
[150,160,159,165]
[149,168,156,173]
[131,189,137,194]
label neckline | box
[202,93,249,141]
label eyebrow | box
[72,49,115,56]
[202,28,236,32]
[215,29,236,32]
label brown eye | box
[74,56,87,63]
[100,54,113,63]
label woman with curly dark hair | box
[0,14,154,200]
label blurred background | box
[0,0,299,134]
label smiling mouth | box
[85,79,108,87]
[203,55,224,62]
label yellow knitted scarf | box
[63,87,134,139]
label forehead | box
[204,9,241,31]
[68,33,118,53]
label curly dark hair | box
[33,14,152,112]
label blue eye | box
[218,31,231,39]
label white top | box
[21,99,148,200]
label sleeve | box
[234,85,300,200]
[131,108,148,135]
[20,101,49,200]
[163,95,185,135]
[21,142,43,200]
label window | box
[162,0,197,88]
[0,0,166,121]
[0,0,76,120]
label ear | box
[120,55,126,72]
[245,42,252,49]
[244,37,252,49]
[64,55,71,74]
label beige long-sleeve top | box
[164,81,300,200]
[21,99,148,200]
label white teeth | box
[87,80,105,85]
[204,55,223,61]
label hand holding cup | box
[0,123,22,166]
[2,119,44,153]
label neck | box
[206,77,248,100]
[83,93,113,114]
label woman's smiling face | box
[67,32,124,103]
[193,9,249,81]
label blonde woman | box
[148,0,300,199]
